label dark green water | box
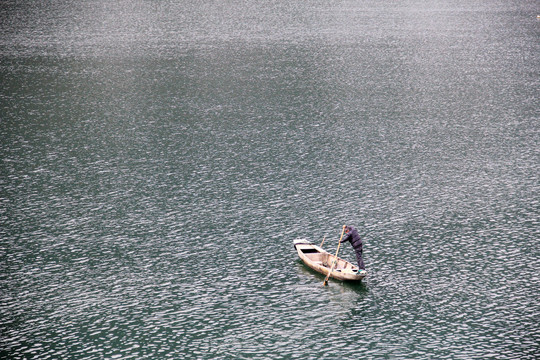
[1,0,539,359]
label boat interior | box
[299,247,357,271]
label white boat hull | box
[294,238,367,282]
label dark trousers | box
[355,249,365,270]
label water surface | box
[1,0,539,359]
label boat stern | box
[293,238,312,246]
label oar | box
[323,225,346,286]
[320,236,326,248]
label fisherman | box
[340,225,365,270]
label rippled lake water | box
[1,0,539,359]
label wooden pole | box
[323,225,346,286]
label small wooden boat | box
[294,238,367,282]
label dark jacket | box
[340,226,363,252]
